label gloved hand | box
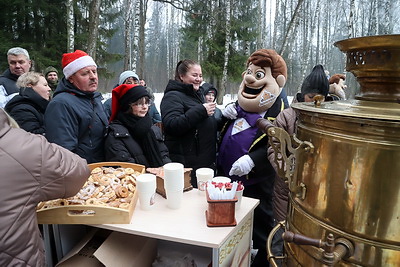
[222,102,238,119]
[229,155,255,177]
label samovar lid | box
[334,35,400,103]
[292,100,400,121]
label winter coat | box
[105,120,171,167]
[267,95,299,222]
[5,87,48,135]
[160,80,217,171]
[148,103,161,124]
[0,108,90,267]
[44,78,108,163]
[0,69,19,95]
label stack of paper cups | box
[235,187,244,210]
[163,162,184,209]
[136,174,157,211]
[196,168,214,194]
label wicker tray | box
[36,162,144,224]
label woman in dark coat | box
[105,84,171,167]
[5,72,51,134]
[160,59,217,187]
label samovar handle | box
[282,231,355,266]
[266,221,287,267]
[256,118,314,198]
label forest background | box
[0,0,399,102]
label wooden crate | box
[36,162,145,224]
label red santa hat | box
[62,50,97,79]
[109,84,149,122]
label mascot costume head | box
[329,73,347,100]
[238,49,287,113]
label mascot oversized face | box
[238,49,287,113]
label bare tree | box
[87,0,101,59]
[278,0,305,57]
[138,0,149,78]
[220,0,232,104]
[348,0,356,38]
[66,0,75,52]
[123,0,135,69]
[131,0,140,71]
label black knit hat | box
[202,82,218,98]
[300,65,329,97]
[110,84,149,121]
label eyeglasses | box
[131,101,151,107]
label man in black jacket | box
[44,50,108,164]
[0,47,31,108]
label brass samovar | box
[258,35,400,266]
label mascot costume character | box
[217,49,287,267]
[328,73,347,100]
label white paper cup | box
[212,176,231,184]
[138,191,156,210]
[136,174,156,210]
[136,174,157,192]
[235,189,244,210]
[163,162,184,191]
[196,168,214,193]
[166,189,183,209]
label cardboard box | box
[56,229,157,267]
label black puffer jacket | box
[105,121,171,167]
[0,69,19,95]
[44,78,108,163]
[160,80,217,171]
[5,87,48,134]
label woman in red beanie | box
[105,84,171,167]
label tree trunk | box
[131,0,140,71]
[87,0,101,59]
[138,0,148,78]
[66,0,75,53]
[124,0,134,70]
[221,0,232,104]
[348,0,355,38]
[278,0,305,57]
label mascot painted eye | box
[255,71,265,80]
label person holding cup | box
[105,84,171,167]
[160,59,217,187]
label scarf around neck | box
[117,112,164,167]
